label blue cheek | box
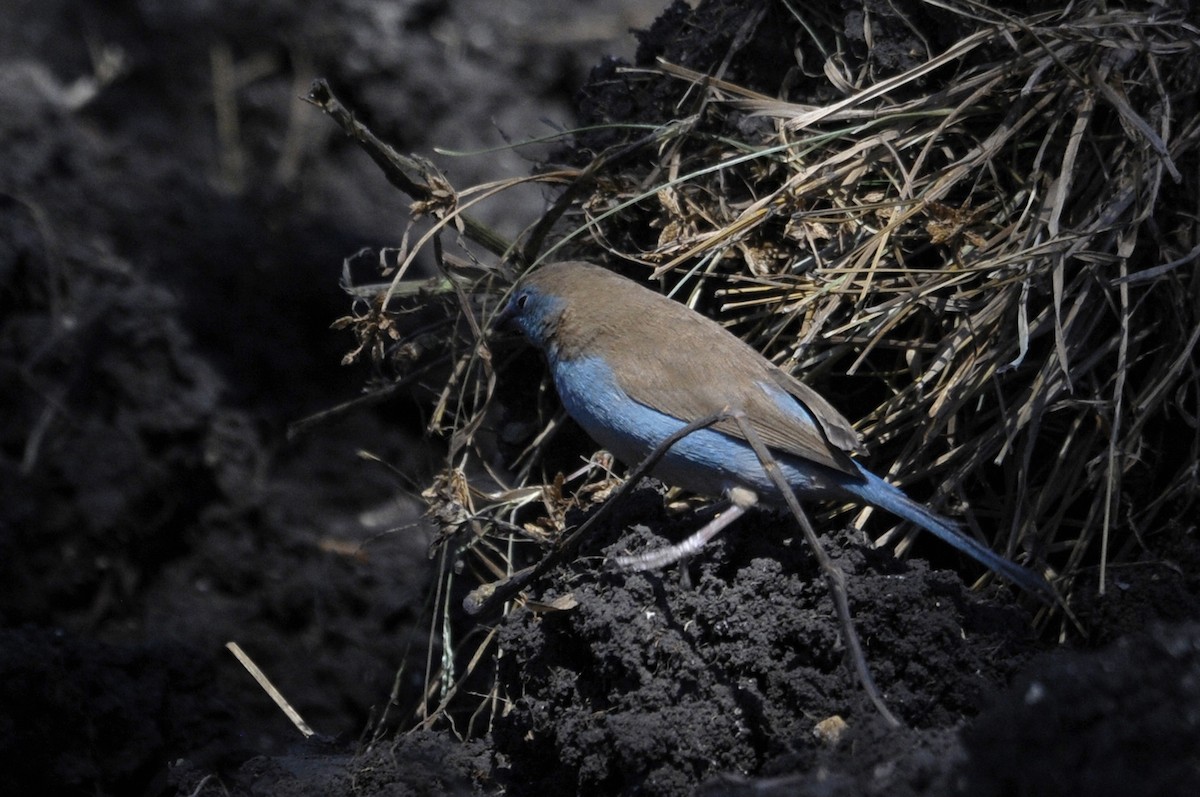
[517,293,568,348]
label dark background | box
[0,0,655,791]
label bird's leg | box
[612,500,749,572]
[728,410,902,729]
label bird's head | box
[493,271,569,351]
[494,261,636,359]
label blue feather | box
[838,465,1052,598]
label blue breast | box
[549,355,844,503]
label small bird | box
[496,260,1050,598]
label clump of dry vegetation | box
[309,0,1199,729]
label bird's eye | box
[516,292,529,309]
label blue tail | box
[841,465,1053,600]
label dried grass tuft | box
[537,1,1200,610]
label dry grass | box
[318,0,1200,730]
[535,1,1200,603]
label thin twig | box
[729,411,902,728]
[303,79,518,264]
[226,641,316,739]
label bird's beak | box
[491,297,519,334]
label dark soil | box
[2,2,1198,796]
